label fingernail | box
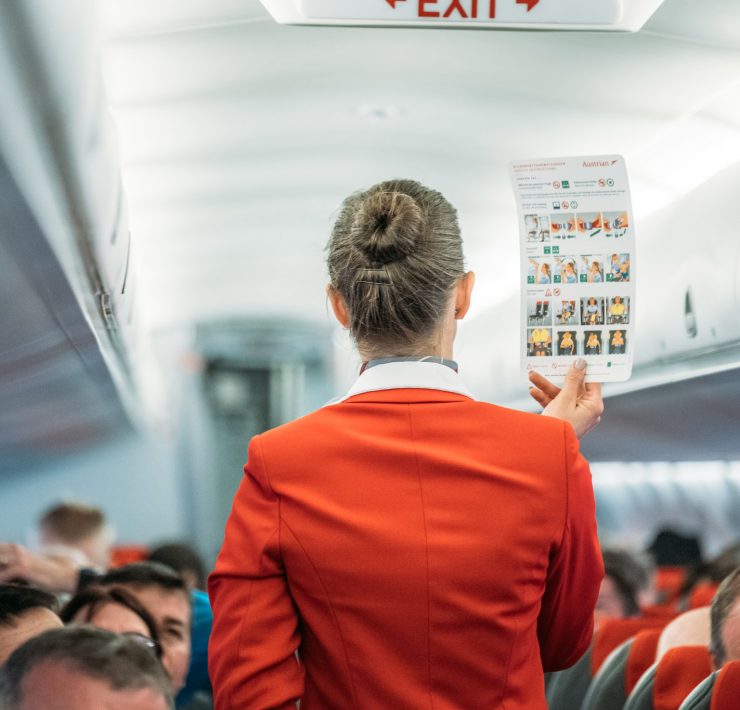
[575,358,586,371]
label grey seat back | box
[623,662,657,710]
[581,638,634,710]
[677,673,717,710]
[545,648,593,710]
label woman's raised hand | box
[528,360,604,438]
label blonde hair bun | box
[350,191,423,265]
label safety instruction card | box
[510,155,635,383]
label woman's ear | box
[327,285,350,329]
[454,272,475,319]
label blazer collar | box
[327,360,475,405]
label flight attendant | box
[209,179,604,709]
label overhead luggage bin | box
[258,0,667,31]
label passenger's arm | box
[0,543,80,593]
[208,435,303,710]
[537,424,604,671]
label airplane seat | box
[546,617,669,710]
[544,647,593,710]
[677,673,715,710]
[688,582,718,610]
[655,567,687,603]
[110,545,149,567]
[591,618,671,676]
[580,637,633,710]
[624,645,714,710]
[626,629,663,695]
[581,627,664,710]
[678,661,740,710]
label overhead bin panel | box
[0,0,139,423]
[259,0,667,31]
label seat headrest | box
[626,629,662,696]
[592,617,672,677]
[653,646,713,710]
[711,660,740,710]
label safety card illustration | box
[510,155,635,383]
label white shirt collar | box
[326,360,474,406]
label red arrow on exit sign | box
[385,0,407,7]
[517,0,540,10]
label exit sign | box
[259,0,667,30]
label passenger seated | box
[0,585,62,666]
[595,549,652,628]
[60,585,161,659]
[36,501,113,570]
[710,566,740,669]
[148,543,206,592]
[656,606,710,661]
[147,545,213,708]
[99,563,192,697]
[679,543,740,609]
[0,626,172,709]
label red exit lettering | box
[418,0,495,18]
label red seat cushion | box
[688,582,719,610]
[655,567,687,601]
[591,617,672,677]
[653,646,713,710]
[625,628,662,695]
[711,661,740,710]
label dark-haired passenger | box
[149,542,206,592]
[99,562,191,695]
[594,548,653,627]
[0,585,62,666]
[210,179,604,708]
[0,626,172,709]
[147,545,214,708]
[60,585,161,658]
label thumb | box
[560,359,587,400]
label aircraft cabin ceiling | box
[100,0,740,333]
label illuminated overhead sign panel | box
[259,0,667,30]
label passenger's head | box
[0,585,62,666]
[594,549,652,626]
[98,563,190,693]
[148,542,206,591]
[0,626,172,709]
[657,606,711,661]
[326,180,473,358]
[36,502,113,568]
[60,585,160,658]
[710,567,740,669]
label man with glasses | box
[0,626,173,710]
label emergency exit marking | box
[384,0,540,17]
[277,0,627,27]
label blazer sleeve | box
[208,435,304,710]
[537,423,604,672]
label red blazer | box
[209,374,603,709]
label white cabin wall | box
[456,160,740,406]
